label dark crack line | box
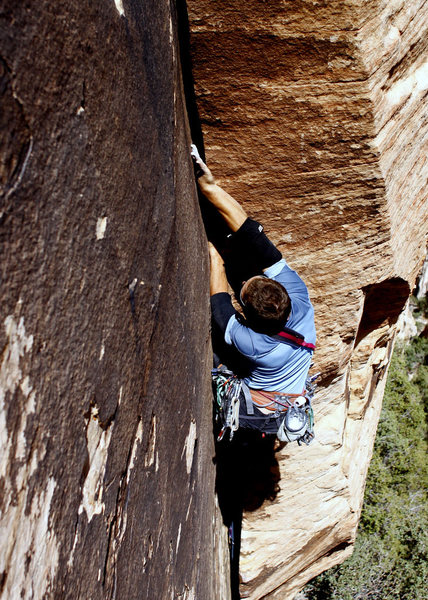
[0,54,33,203]
[102,417,142,597]
[3,137,33,202]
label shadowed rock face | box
[0,1,229,598]
[187,0,428,598]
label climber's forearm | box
[210,256,229,295]
[199,182,247,232]
[209,242,229,295]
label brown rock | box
[188,0,428,597]
[0,1,228,599]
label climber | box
[191,145,317,443]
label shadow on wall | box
[211,320,282,598]
[215,431,281,519]
[215,429,281,599]
[356,277,410,346]
[176,0,232,244]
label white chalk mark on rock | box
[182,586,195,600]
[79,406,113,522]
[181,421,197,475]
[386,25,400,43]
[16,376,36,462]
[185,496,193,521]
[145,415,157,467]
[176,523,182,554]
[114,0,124,16]
[1,476,59,599]
[127,419,143,485]
[0,314,34,480]
[386,58,428,106]
[67,528,80,569]
[129,278,138,294]
[96,217,108,240]
[0,312,58,599]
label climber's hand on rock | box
[191,144,215,188]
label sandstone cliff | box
[2,1,427,599]
[187,0,428,598]
[0,1,229,598]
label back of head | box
[241,277,290,334]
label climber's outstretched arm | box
[191,145,247,232]
[199,181,247,233]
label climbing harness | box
[212,366,319,445]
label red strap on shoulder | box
[276,330,316,350]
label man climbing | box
[191,145,317,443]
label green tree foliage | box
[304,332,428,600]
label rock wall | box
[0,1,229,599]
[187,1,428,598]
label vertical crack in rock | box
[0,57,33,204]
[103,416,145,598]
[175,0,205,151]
[3,137,33,203]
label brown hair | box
[241,277,290,334]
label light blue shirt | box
[224,259,316,393]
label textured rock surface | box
[0,1,229,599]
[187,1,428,598]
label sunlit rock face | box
[0,1,228,599]
[188,1,428,597]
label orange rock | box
[188,0,428,597]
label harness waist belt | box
[250,389,306,412]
